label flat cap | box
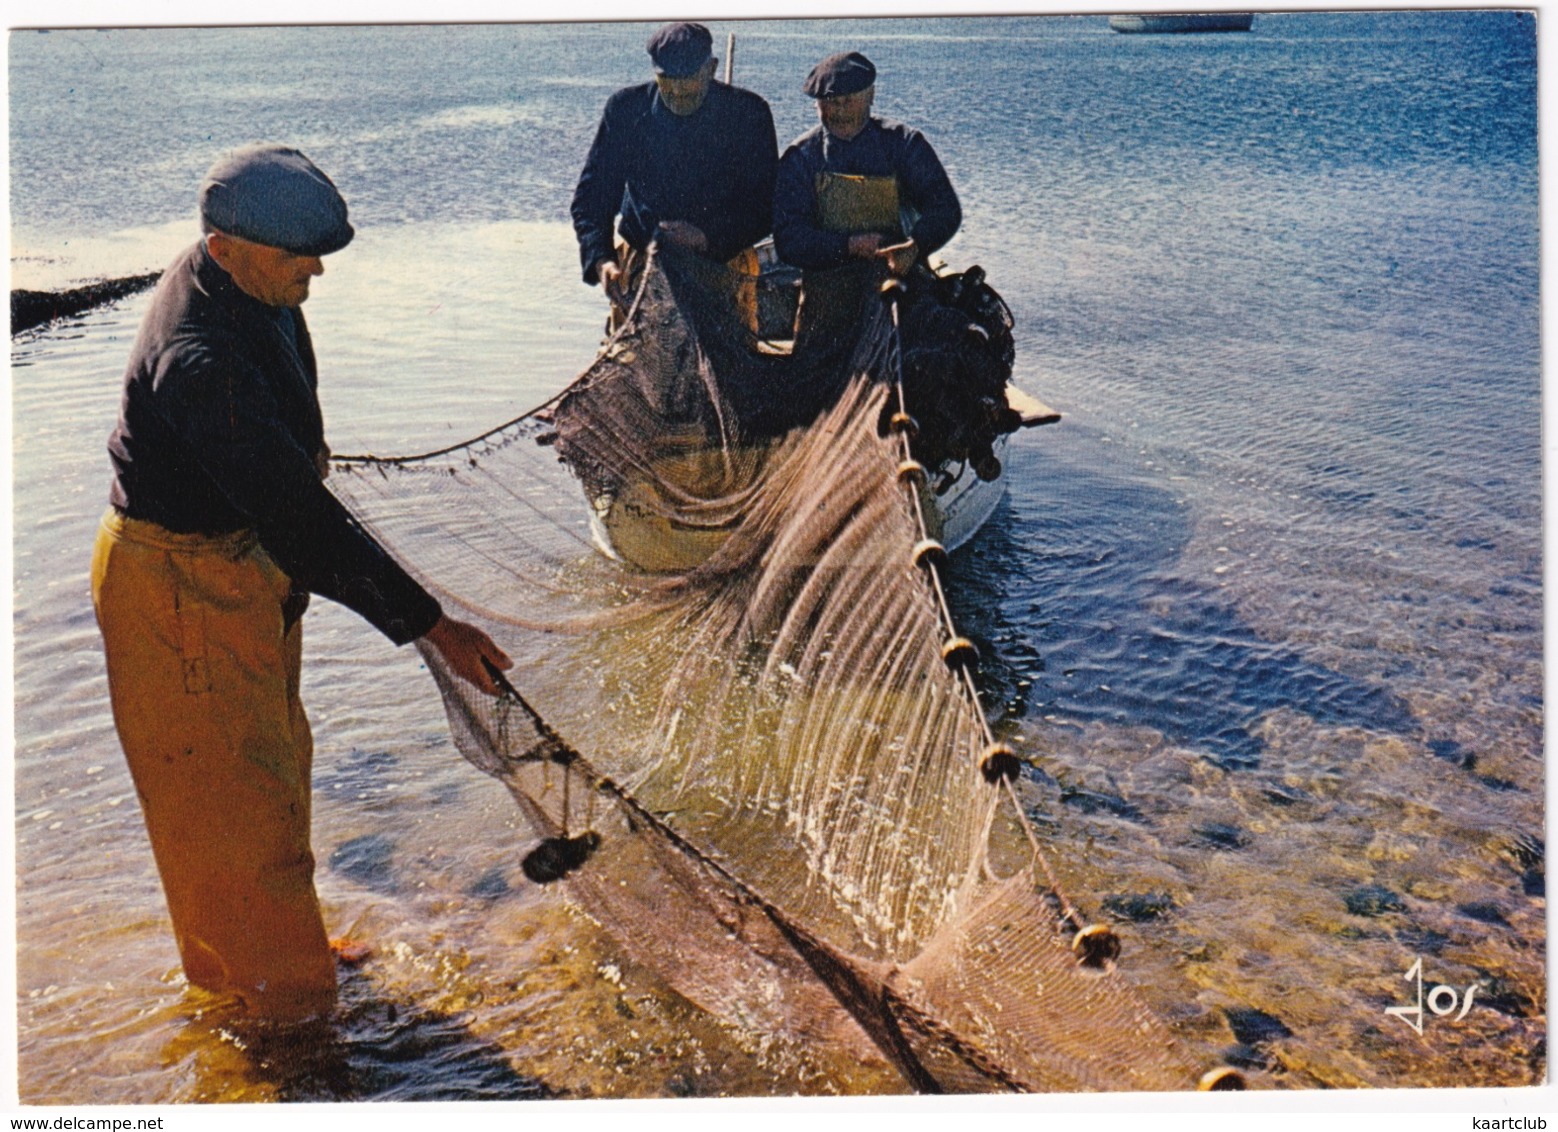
[803,51,876,98]
[199,144,354,256]
[647,22,713,77]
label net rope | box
[330,246,1205,1092]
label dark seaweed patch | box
[329,833,398,892]
[1102,891,1177,922]
[1477,774,1521,793]
[1059,785,1144,821]
[1343,884,1406,917]
[1260,783,1313,807]
[1473,971,1534,1019]
[11,272,161,334]
[1393,925,1451,956]
[1456,902,1511,928]
[1428,738,1475,768]
[1192,822,1250,851]
[1220,1042,1272,1071]
[1493,833,1545,896]
[467,867,511,901]
[1223,1006,1293,1046]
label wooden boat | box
[589,246,1059,571]
[589,388,1057,571]
[1109,12,1254,33]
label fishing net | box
[330,246,1208,1093]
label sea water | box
[9,13,1542,1100]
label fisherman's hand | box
[598,258,626,303]
[422,615,513,697]
[315,443,331,480]
[656,220,708,253]
[878,239,918,277]
[848,232,885,260]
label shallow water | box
[10,12,1543,1102]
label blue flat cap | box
[647,22,713,77]
[199,144,354,256]
[803,51,876,98]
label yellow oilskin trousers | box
[91,508,336,1020]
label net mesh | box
[330,247,1201,1093]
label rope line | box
[879,282,1084,931]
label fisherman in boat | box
[92,144,512,1022]
[773,51,1021,479]
[772,50,962,363]
[571,21,778,329]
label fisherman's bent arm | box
[158,345,441,644]
[571,94,633,285]
[897,129,961,259]
[772,146,853,270]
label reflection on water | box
[952,426,1544,1091]
[956,446,1418,770]
[153,987,549,1103]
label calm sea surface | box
[9,12,1543,1102]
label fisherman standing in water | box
[92,144,512,1021]
[773,51,963,361]
[570,21,778,326]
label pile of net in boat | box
[330,247,1212,1093]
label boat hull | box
[924,439,1009,552]
[589,432,1013,571]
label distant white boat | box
[1109,12,1254,33]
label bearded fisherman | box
[92,144,511,1021]
[772,51,962,361]
[571,21,778,328]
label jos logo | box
[1385,956,1481,1034]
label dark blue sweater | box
[570,81,778,284]
[107,242,441,645]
